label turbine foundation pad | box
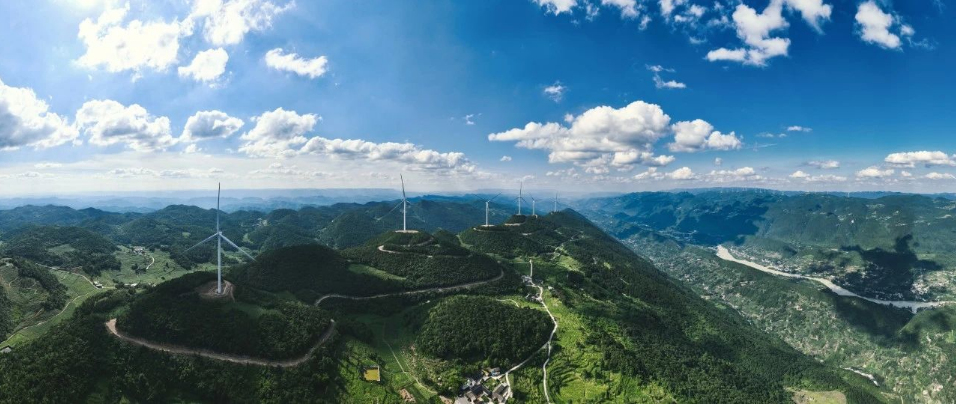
[197,280,235,301]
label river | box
[715,245,953,313]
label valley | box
[0,201,885,403]
[584,190,956,403]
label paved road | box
[102,269,503,367]
[314,269,504,306]
[105,318,337,367]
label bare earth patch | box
[196,280,235,301]
[791,389,847,404]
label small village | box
[455,368,511,404]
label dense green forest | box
[118,273,331,359]
[0,290,345,404]
[0,201,899,403]
[417,296,551,365]
[230,244,406,301]
[342,231,502,288]
[9,258,67,311]
[583,191,956,300]
[0,226,120,275]
[0,287,11,338]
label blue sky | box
[0,0,954,195]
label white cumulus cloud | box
[543,82,566,102]
[77,2,192,77]
[925,172,956,180]
[884,151,956,168]
[178,48,229,83]
[669,119,742,152]
[300,137,476,174]
[0,78,78,151]
[75,99,176,152]
[533,0,578,15]
[806,159,839,169]
[265,48,330,79]
[189,0,294,46]
[855,1,910,50]
[856,166,894,178]
[706,0,832,66]
[787,125,812,132]
[239,107,319,158]
[489,100,672,168]
[181,110,244,142]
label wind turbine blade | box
[487,192,502,203]
[400,175,407,200]
[216,183,221,231]
[185,233,219,252]
[375,201,405,221]
[220,234,256,261]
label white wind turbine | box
[399,174,412,233]
[553,192,557,213]
[185,183,256,295]
[530,194,537,217]
[516,182,526,215]
[484,192,502,227]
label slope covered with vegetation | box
[584,191,956,300]
[230,244,407,301]
[417,295,551,365]
[0,201,888,403]
[0,226,120,275]
[342,231,503,288]
[612,226,956,403]
[117,272,331,360]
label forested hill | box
[459,211,883,402]
[581,190,956,300]
[0,204,884,402]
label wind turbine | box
[553,192,557,213]
[484,192,501,227]
[530,195,537,217]
[401,174,408,232]
[516,182,523,215]
[185,183,256,295]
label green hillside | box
[117,272,332,360]
[230,244,407,301]
[0,226,119,276]
[342,231,503,288]
[585,191,956,300]
[417,295,552,365]
[0,202,887,403]
[613,226,956,402]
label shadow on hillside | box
[824,293,915,347]
[840,235,942,300]
[677,203,769,245]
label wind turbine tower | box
[185,183,256,295]
[484,192,501,227]
[531,195,537,217]
[517,182,523,215]
[401,174,408,232]
[553,193,557,213]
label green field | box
[1,270,100,347]
[100,246,216,287]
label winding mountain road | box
[105,319,337,367]
[102,269,504,367]
[314,268,504,306]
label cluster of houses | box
[455,368,511,403]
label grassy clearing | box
[100,247,215,287]
[348,264,406,282]
[2,270,101,347]
[351,310,439,403]
[791,389,848,404]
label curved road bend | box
[105,318,336,367]
[314,269,504,306]
[103,269,504,367]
